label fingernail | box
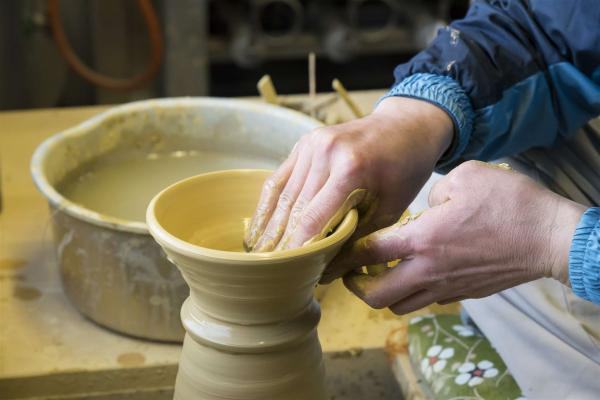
[244,228,257,250]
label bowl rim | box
[30,97,322,235]
[146,169,359,263]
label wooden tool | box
[332,78,363,118]
[257,75,279,105]
[256,55,366,125]
[309,52,316,118]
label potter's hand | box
[244,97,453,252]
[322,161,586,314]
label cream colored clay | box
[272,188,373,251]
[302,188,368,246]
[364,209,412,277]
[147,170,358,400]
[60,149,276,222]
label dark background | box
[0,0,468,110]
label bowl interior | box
[32,98,321,232]
[151,170,270,252]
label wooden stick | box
[332,78,363,118]
[308,52,316,118]
[0,156,3,214]
[257,74,279,105]
[305,94,337,113]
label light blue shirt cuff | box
[380,73,475,172]
[569,207,600,304]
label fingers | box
[320,215,423,284]
[437,296,467,305]
[276,157,330,250]
[244,149,298,250]
[389,290,441,315]
[341,257,430,309]
[280,176,359,250]
[343,260,465,314]
[350,205,399,241]
[253,152,312,252]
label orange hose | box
[47,0,163,92]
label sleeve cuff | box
[379,73,475,172]
[569,207,600,303]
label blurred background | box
[0,0,469,111]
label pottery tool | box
[332,78,363,118]
[305,95,338,114]
[257,75,279,105]
[257,73,335,117]
[0,157,3,214]
[256,55,369,125]
[309,52,317,118]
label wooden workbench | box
[0,91,455,399]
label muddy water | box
[60,150,277,222]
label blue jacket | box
[385,0,600,303]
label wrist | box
[546,196,587,284]
[373,96,453,163]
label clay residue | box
[0,258,27,270]
[13,286,42,301]
[384,323,409,356]
[0,274,25,282]
[329,347,364,359]
[117,352,146,367]
[368,308,400,322]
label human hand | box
[244,97,453,252]
[322,161,586,314]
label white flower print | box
[452,324,476,337]
[455,360,499,387]
[420,324,435,337]
[420,345,455,379]
[409,314,434,325]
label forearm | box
[373,96,454,164]
[569,207,600,304]
[379,74,473,171]
[384,0,600,172]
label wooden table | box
[0,91,456,399]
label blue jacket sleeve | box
[569,208,600,304]
[383,0,600,173]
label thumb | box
[320,211,429,284]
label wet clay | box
[117,352,146,367]
[60,150,276,222]
[13,286,42,301]
[247,188,373,252]
[147,170,358,400]
[302,188,370,246]
[0,258,27,271]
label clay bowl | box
[31,98,321,341]
[146,169,359,321]
[146,169,358,399]
[147,168,358,273]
